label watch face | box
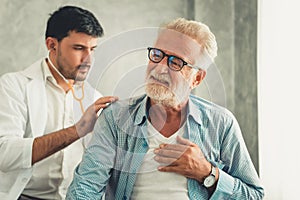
[204,175,215,187]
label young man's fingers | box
[95,96,118,105]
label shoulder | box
[101,94,147,122]
[190,95,232,114]
[104,94,146,113]
[0,59,45,93]
[1,59,44,84]
[189,95,242,144]
[0,71,29,89]
[189,94,237,123]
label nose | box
[82,49,93,64]
[155,56,169,73]
[160,55,169,66]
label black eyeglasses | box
[147,47,199,71]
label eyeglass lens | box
[148,48,184,71]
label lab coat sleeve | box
[0,73,34,172]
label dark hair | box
[45,6,103,41]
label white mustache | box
[148,71,171,85]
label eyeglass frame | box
[147,47,200,71]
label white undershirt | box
[22,61,86,200]
[131,120,189,200]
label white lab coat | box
[0,59,101,199]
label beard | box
[56,49,91,82]
[145,83,178,107]
[57,61,90,82]
[145,68,194,108]
[145,71,185,108]
[73,65,90,82]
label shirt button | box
[142,142,147,148]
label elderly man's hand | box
[154,135,212,183]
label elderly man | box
[66,18,264,199]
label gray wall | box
[194,0,259,172]
[0,0,259,172]
[234,0,258,172]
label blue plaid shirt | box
[66,94,264,200]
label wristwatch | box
[203,165,217,188]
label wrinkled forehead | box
[154,29,201,57]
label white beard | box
[145,68,193,108]
[145,83,178,108]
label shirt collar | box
[187,96,204,126]
[130,94,148,126]
[42,58,54,84]
[42,58,82,89]
[132,94,204,126]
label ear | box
[46,37,58,51]
[191,69,206,89]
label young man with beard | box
[0,6,117,200]
[66,18,264,199]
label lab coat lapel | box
[26,79,47,137]
[23,59,48,138]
